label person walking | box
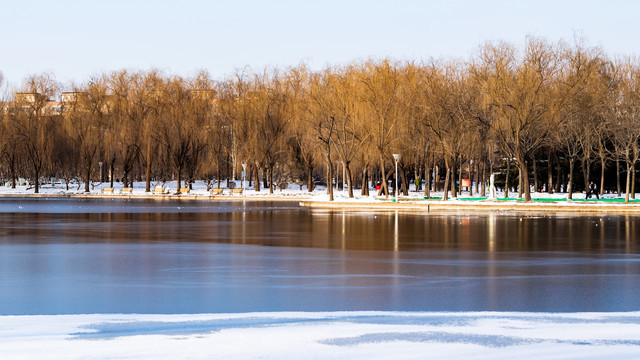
[586,181,600,200]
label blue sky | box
[1,0,638,88]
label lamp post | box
[393,154,401,202]
[242,163,247,190]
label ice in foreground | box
[1,312,639,359]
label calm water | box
[0,198,639,315]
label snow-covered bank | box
[0,180,619,200]
[4,181,640,213]
[1,312,639,359]
[0,180,315,199]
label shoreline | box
[299,199,640,213]
[0,193,309,202]
[3,192,640,213]
[3,183,640,213]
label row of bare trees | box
[2,37,640,201]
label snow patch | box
[1,312,639,359]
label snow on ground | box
[1,312,639,359]
[0,180,623,201]
[0,180,317,198]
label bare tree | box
[308,69,337,200]
[359,60,408,199]
[610,59,640,203]
[62,78,108,192]
[473,38,591,201]
[13,74,59,193]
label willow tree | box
[185,72,215,188]
[1,104,21,188]
[421,63,472,200]
[473,39,564,202]
[286,65,318,192]
[557,43,605,199]
[359,60,408,199]
[140,71,166,191]
[611,59,640,203]
[108,71,141,188]
[0,74,19,188]
[156,77,192,192]
[328,65,369,198]
[212,74,241,189]
[307,69,337,201]
[249,71,290,194]
[592,61,617,196]
[62,78,108,192]
[13,74,59,193]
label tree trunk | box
[345,161,354,198]
[582,160,590,196]
[327,155,333,201]
[523,161,532,202]
[600,158,606,196]
[632,163,636,200]
[547,150,553,194]
[307,164,314,192]
[176,165,182,194]
[532,157,538,193]
[361,168,369,196]
[145,142,152,193]
[34,166,40,194]
[216,159,221,189]
[450,166,457,199]
[424,161,431,198]
[145,163,151,193]
[442,159,450,201]
[474,160,478,195]
[326,166,330,194]
[378,156,389,199]
[515,155,532,202]
[434,165,439,192]
[400,165,408,196]
[263,168,268,190]
[268,165,274,194]
[480,159,486,197]
[518,167,523,199]
[85,161,91,192]
[625,161,631,203]
[449,159,455,199]
[505,158,510,198]
[555,155,562,193]
[469,158,474,196]
[617,158,622,197]
[458,159,462,196]
[567,158,575,200]
[110,160,115,188]
[254,166,261,192]
[10,160,16,189]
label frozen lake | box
[1,198,639,315]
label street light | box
[242,163,247,190]
[393,153,401,202]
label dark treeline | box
[1,37,640,202]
